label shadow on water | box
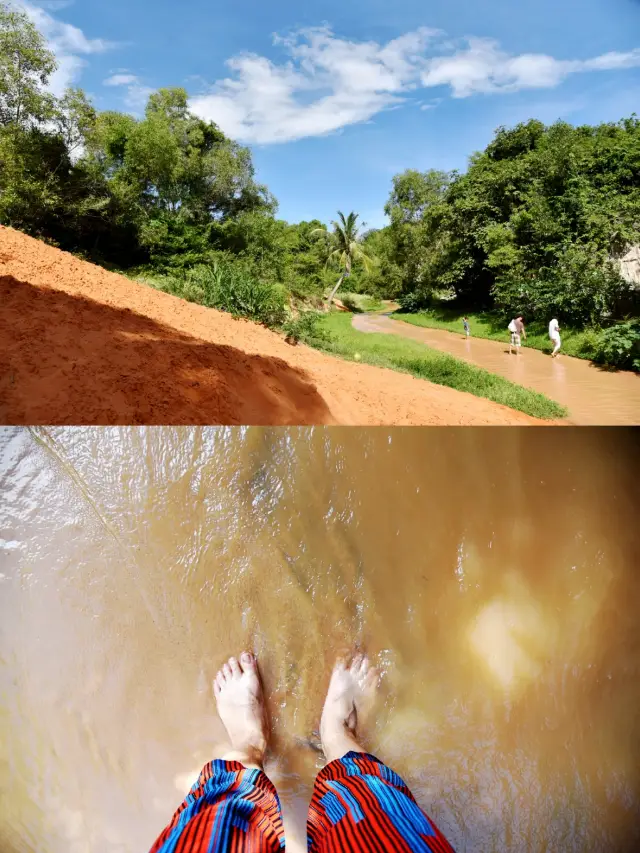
[0,426,639,852]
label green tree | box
[389,118,640,323]
[123,88,273,223]
[284,219,330,298]
[0,1,56,127]
[217,211,294,283]
[358,227,404,298]
[55,88,97,156]
[384,169,451,300]
[80,88,276,266]
[386,169,450,225]
[314,211,373,304]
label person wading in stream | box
[549,318,562,358]
[150,652,456,853]
[508,315,526,355]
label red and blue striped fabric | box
[150,752,455,852]
[307,752,455,852]
[150,760,285,852]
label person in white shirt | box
[549,318,561,357]
[508,316,526,354]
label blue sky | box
[18,0,640,227]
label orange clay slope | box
[0,226,542,425]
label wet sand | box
[1,426,639,852]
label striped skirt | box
[150,751,455,852]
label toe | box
[240,651,255,671]
[229,656,241,677]
[365,667,378,687]
[214,672,224,694]
[351,653,364,674]
[223,663,232,680]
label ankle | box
[220,747,265,770]
[321,723,366,763]
[324,740,366,763]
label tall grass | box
[139,261,287,327]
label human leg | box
[551,335,561,357]
[308,657,456,853]
[149,653,284,853]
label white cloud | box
[190,26,439,145]
[190,28,640,145]
[14,0,115,95]
[102,72,153,111]
[421,39,567,96]
[104,73,139,87]
[582,49,640,71]
[10,5,640,138]
[420,38,640,97]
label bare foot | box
[320,654,378,763]
[213,652,267,769]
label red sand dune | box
[0,226,542,425]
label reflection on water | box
[0,427,639,853]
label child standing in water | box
[463,317,470,338]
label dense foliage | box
[311,211,373,304]
[0,0,337,323]
[591,320,640,371]
[1,2,638,366]
[381,121,640,329]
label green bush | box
[574,328,600,360]
[398,289,430,312]
[179,281,207,304]
[592,321,640,371]
[282,311,331,345]
[340,294,362,312]
[186,264,287,326]
[492,249,632,327]
[336,292,386,313]
[137,273,183,295]
[139,261,287,327]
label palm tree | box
[313,211,373,305]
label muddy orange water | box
[353,314,640,426]
[1,427,639,853]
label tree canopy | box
[383,119,640,325]
[0,1,56,127]
[0,2,275,266]
[0,1,638,364]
